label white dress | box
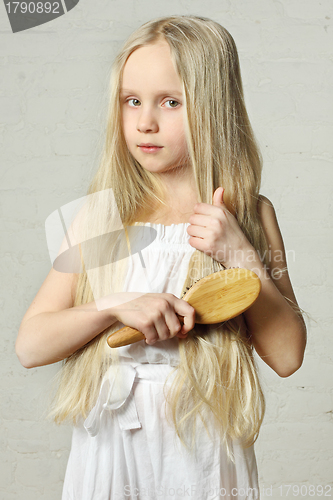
[62,223,260,500]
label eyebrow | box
[120,89,183,97]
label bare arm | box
[16,269,195,369]
[15,269,120,368]
[187,189,307,378]
[234,196,307,377]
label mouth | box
[138,144,163,153]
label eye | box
[126,98,141,107]
[164,100,180,108]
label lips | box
[138,143,164,154]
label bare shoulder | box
[257,194,300,304]
[257,195,284,249]
[257,195,277,225]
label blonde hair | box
[51,15,269,461]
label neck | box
[159,166,199,223]
[163,163,198,199]
[136,167,199,225]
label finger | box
[213,186,224,206]
[174,301,196,334]
[188,236,211,253]
[192,202,226,218]
[188,213,211,227]
[141,311,163,344]
[217,188,236,217]
[163,310,182,340]
[180,313,195,335]
[176,331,188,339]
[193,202,214,215]
[187,224,210,239]
[144,326,159,345]
[144,308,178,342]
[221,187,225,203]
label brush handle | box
[107,315,186,348]
[107,268,260,349]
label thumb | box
[213,187,225,207]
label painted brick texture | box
[1,1,332,498]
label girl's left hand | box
[187,187,253,268]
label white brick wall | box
[1,1,332,498]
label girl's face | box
[120,40,190,179]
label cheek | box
[169,119,186,146]
[174,130,188,154]
[122,110,133,131]
[122,118,134,146]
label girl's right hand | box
[109,293,196,345]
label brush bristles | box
[180,267,240,299]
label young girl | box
[16,15,306,500]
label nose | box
[136,105,159,133]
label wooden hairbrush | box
[107,268,261,348]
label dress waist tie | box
[84,361,176,436]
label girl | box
[16,15,306,500]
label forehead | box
[121,42,183,94]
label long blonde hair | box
[51,15,268,461]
